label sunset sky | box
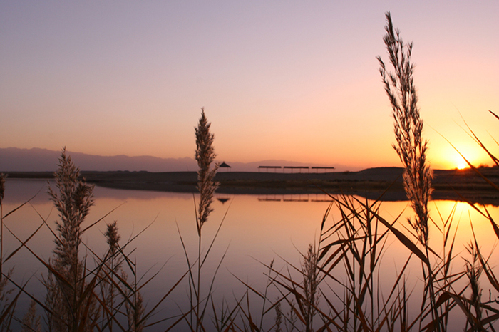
[1,1,498,170]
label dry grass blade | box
[257,259,276,330]
[226,293,249,330]
[116,216,159,276]
[473,237,499,293]
[2,221,73,290]
[319,237,367,263]
[3,219,44,263]
[2,190,39,219]
[352,197,429,265]
[482,208,499,241]
[29,202,60,243]
[201,202,231,267]
[444,225,459,278]
[93,291,126,331]
[440,132,499,193]
[209,296,240,332]
[3,272,67,326]
[467,313,499,332]
[140,269,190,326]
[0,282,22,326]
[321,202,333,232]
[230,272,270,302]
[135,259,170,293]
[488,109,499,121]
[200,245,230,324]
[459,195,499,243]
[373,309,391,332]
[435,292,452,309]
[273,252,302,277]
[163,309,195,332]
[244,293,260,332]
[276,284,306,326]
[77,261,103,308]
[320,243,348,277]
[81,202,125,233]
[459,112,499,166]
[211,298,220,331]
[90,248,136,298]
[354,295,373,332]
[256,258,305,293]
[478,256,499,293]
[378,255,413,320]
[302,293,345,331]
[440,292,484,331]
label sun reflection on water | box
[2,179,499,330]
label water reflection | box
[2,179,499,330]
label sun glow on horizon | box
[456,159,467,170]
[438,143,489,170]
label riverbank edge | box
[4,166,499,204]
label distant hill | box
[0,147,195,172]
[0,147,359,172]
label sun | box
[456,159,468,170]
[436,143,486,170]
[453,150,473,170]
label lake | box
[2,178,499,331]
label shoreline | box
[4,166,499,204]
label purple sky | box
[1,1,498,169]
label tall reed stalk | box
[193,108,219,331]
[100,221,122,332]
[45,147,98,332]
[377,12,432,245]
[377,12,442,332]
[302,244,319,332]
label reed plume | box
[122,269,145,332]
[45,147,98,332]
[190,108,221,331]
[195,108,219,236]
[302,244,319,332]
[100,221,122,332]
[464,241,484,332]
[0,269,15,332]
[21,300,41,332]
[378,12,442,332]
[377,12,432,245]
[48,147,94,269]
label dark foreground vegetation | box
[0,12,499,332]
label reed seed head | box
[195,108,219,234]
[105,221,121,255]
[48,147,94,269]
[378,12,432,244]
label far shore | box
[4,166,499,204]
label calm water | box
[2,179,499,330]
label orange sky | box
[1,2,498,170]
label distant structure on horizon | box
[258,165,335,173]
[220,161,231,171]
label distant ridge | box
[0,147,195,172]
[0,147,359,172]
